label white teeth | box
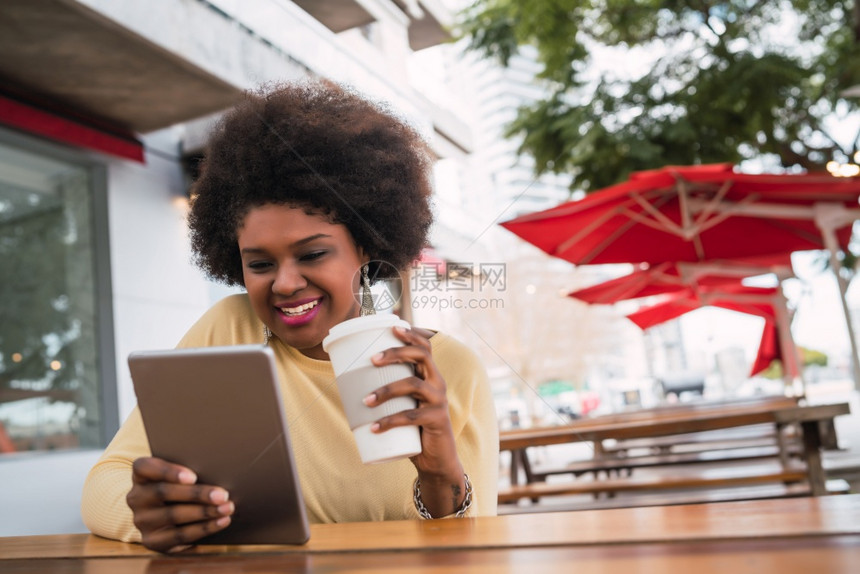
[280,300,320,316]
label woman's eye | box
[246,261,272,271]
[300,250,327,262]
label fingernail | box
[178,470,197,484]
[394,326,407,334]
[210,489,229,504]
[370,422,380,432]
[216,516,231,528]
[363,393,376,406]
[217,502,234,515]
[371,352,383,362]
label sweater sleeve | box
[457,355,500,517]
[80,407,149,542]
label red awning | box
[0,92,144,163]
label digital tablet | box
[128,345,310,545]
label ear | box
[356,247,370,267]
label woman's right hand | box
[126,457,234,553]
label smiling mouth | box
[279,300,320,316]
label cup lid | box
[322,314,411,350]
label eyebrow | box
[240,233,333,255]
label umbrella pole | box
[818,220,860,392]
[773,290,804,397]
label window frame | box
[0,126,119,451]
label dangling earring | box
[360,263,376,317]
[263,325,272,346]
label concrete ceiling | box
[294,0,450,51]
[0,0,243,133]
[391,0,451,51]
[292,0,375,33]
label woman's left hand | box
[366,326,466,517]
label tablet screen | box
[129,345,310,545]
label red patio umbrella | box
[568,257,800,385]
[500,163,860,265]
[750,321,788,377]
[626,285,777,328]
[567,257,792,305]
[625,284,800,380]
[501,164,860,389]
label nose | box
[272,262,307,295]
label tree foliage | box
[458,0,860,193]
[760,345,828,378]
[0,198,77,392]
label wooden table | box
[500,401,851,496]
[2,496,859,572]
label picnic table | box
[499,396,850,504]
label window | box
[0,137,114,455]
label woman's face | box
[237,203,365,359]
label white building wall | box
[107,130,218,420]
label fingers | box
[127,480,230,509]
[132,457,197,485]
[365,375,450,433]
[140,516,233,554]
[128,456,234,553]
[365,328,463,478]
[365,327,450,432]
[370,405,450,433]
[390,326,432,351]
[133,501,234,532]
[366,375,445,408]
[371,327,438,381]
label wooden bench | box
[500,401,851,497]
[824,455,860,492]
[498,464,809,504]
[498,478,852,514]
[598,424,786,456]
[525,444,803,481]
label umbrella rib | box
[688,194,760,260]
[693,236,706,261]
[653,264,684,286]
[692,193,761,235]
[619,207,683,235]
[555,206,622,256]
[614,273,654,301]
[675,176,708,259]
[630,193,687,236]
[578,216,642,264]
[676,176,694,234]
[693,195,827,249]
[763,217,828,246]
[692,179,733,228]
[558,191,680,261]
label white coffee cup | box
[322,314,422,464]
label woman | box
[81,80,499,552]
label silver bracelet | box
[413,473,473,519]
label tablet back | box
[128,345,310,545]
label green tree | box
[761,345,828,379]
[459,0,860,193]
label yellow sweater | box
[81,294,499,542]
